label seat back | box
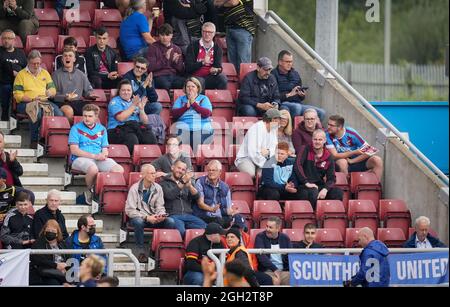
[316,200,347,239]
[95,172,128,214]
[205,90,235,122]
[252,200,283,228]
[132,145,163,169]
[379,199,411,237]
[40,116,71,157]
[345,228,362,248]
[377,228,406,248]
[347,200,378,233]
[117,62,134,77]
[232,117,258,144]
[249,229,265,247]
[195,144,228,171]
[225,172,255,209]
[184,229,205,249]
[316,228,344,248]
[128,172,143,188]
[284,200,316,229]
[108,144,132,180]
[231,200,252,230]
[350,172,382,210]
[151,229,185,271]
[282,229,304,245]
[239,63,257,84]
[334,172,350,211]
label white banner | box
[0,249,30,286]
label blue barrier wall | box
[371,101,449,174]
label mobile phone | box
[300,86,309,91]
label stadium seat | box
[95,172,128,214]
[177,257,185,284]
[379,199,411,238]
[89,35,118,50]
[128,172,143,188]
[316,228,344,248]
[132,145,162,170]
[222,62,238,100]
[108,144,132,180]
[79,0,99,20]
[25,35,56,71]
[334,172,350,212]
[239,63,257,84]
[195,144,228,172]
[232,117,258,145]
[93,9,122,40]
[117,62,134,77]
[225,172,256,209]
[227,144,240,172]
[89,89,108,125]
[293,116,304,130]
[205,90,235,123]
[34,8,60,45]
[345,228,362,248]
[252,200,283,229]
[377,228,406,248]
[316,200,347,239]
[184,229,205,249]
[14,36,23,49]
[350,172,382,211]
[210,116,231,150]
[347,200,379,233]
[282,229,304,245]
[63,9,92,41]
[151,229,185,271]
[284,200,316,230]
[231,200,252,231]
[172,89,184,102]
[155,89,172,127]
[40,116,71,157]
[249,229,265,247]
[56,35,87,54]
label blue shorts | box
[348,160,369,173]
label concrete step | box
[22,163,49,176]
[113,262,148,272]
[67,219,103,233]
[4,135,21,148]
[34,191,77,205]
[4,148,37,163]
[98,233,119,244]
[21,176,64,191]
[118,277,160,286]
[0,119,17,131]
[34,205,90,215]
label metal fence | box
[337,62,449,101]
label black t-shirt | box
[294,241,323,249]
[0,47,27,84]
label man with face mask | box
[66,214,105,266]
[235,108,281,178]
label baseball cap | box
[264,108,281,120]
[257,57,273,70]
[0,168,7,179]
[205,222,225,235]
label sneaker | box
[138,253,148,263]
[84,190,93,205]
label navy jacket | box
[351,240,390,287]
[254,231,292,272]
[271,66,304,103]
[239,71,281,107]
[123,70,159,103]
[260,156,298,190]
[403,233,447,248]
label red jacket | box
[292,121,322,154]
[147,41,185,77]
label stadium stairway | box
[1,120,160,286]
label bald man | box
[344,227,390,287]
[125,164,176,262]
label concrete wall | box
[255,15,449,244]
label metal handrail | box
[264,10,449,187]
[0,249,141,286]
[207,248,449,287]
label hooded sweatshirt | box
[351,240,390,287]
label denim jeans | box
[237,104,264,117]
[183,271,203,286]
[170,214,207,238]
[16,101,64,142]
[176,128,214,153]
[226,27,253,74]
[280,101,326,122]
[0,83,12,121]
[154,75,186,92]
[130,217,176,248]
[195,74,228,92]
[144,102,163,115]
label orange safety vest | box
[224,245,254,286]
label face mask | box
[88,227,96,237]
[45,232,57,241]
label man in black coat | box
[32,189,68,240]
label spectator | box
[152,135,193,178]
[238,57,280,117]
[13,50,63,149]
[254,216,291,285]
[66,215,105,266]
[343,227,390,287]
[119,0,156,61]
[185,22,227,91]
[31,189,68,240]
[235,109,280,178]
[147,1,165,37]
[272,50,325,121]
[278,109,295,155]
[403,216,446,248]
[97,276,120,287]
[293,223,323,249]
[55,36,87,74]
[29,219,69,285]
[202,258,251,287]
[172,77,213,151]
[0,191,34,249]
[326,115,383,180]
[52,49,99,124]
[0,0,38,45]
[160,159,207,237]
[0,29,26,121]
[224,226,260,287]
[75,255,105,287]
[125,164,176,262]
[107,79,157,154]
[147,23,185,91]
[213,0,256,74]
[69,104,124,205]
[294,129,343,210]
[257,142,300,201]
[184,222,225,285]
[292,108,321,154]
[122,56,162,115]
[85,27,121,89]
[194,160,241,228]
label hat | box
[205,222,225,235]
[264,108,281,120]
[225,226,242,242]
[257,57,273,70]
[0,168,7,179]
